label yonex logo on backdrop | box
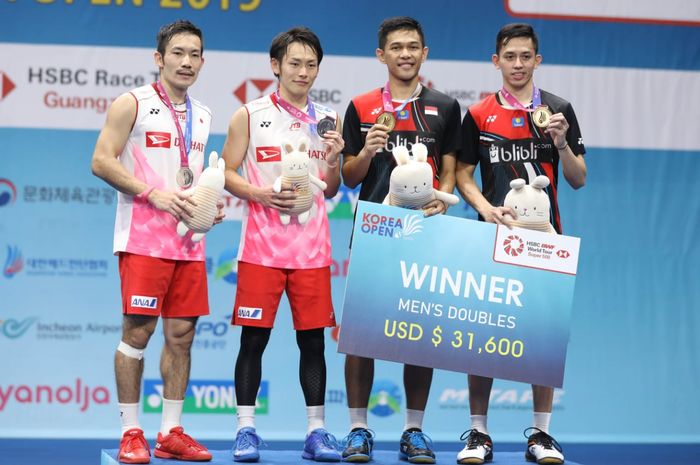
[130,295,157,309]
[143,379,269,414]
[237,307,262,320]
[145,132,171,148]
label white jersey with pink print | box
[113,83,212,260]
[238,93,337,269]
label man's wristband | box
[326,160,339,169]
[136,186,155,201]
[555,142,569,151]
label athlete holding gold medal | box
[340,16,462,464]
[455,23,587,465]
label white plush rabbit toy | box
[383,143,459,209]
[272,138,327,225]
[502,175,556,234]
[176,151,225,242]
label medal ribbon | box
[499,84,542,112]
[153,81,192,169]
[381,81,423,114]
[274,91,319,134]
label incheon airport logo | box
[368,379,402,417]
[143,379,269,414]
[3,245,24,278]
[0,179,17,207]
[214,248,238,285]
[0,317,38,339]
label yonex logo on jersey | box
[131,295,158,309]
[255,146,281,163]
[370,107,382,116]
[260,121,271,128]
[149,108,160,115]
[238,307,262,320]
[145,132,171,148]
[486,115,497,123]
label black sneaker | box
[399,428,435,464]
[341,428,374,463]
[457,429,493,464]
[524,428,564,464]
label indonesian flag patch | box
[424,105,438,116]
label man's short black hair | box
[378,16,425,50]
[496,23,539,55]
[156,20,204,56]
[269,27,323,77]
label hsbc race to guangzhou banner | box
[338,201,580,388]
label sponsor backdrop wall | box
[1,0,699,444]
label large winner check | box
[338,201,581,388]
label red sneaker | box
[154,426,212,461]
[118,428,151,464]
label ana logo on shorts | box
[130,295,157,309]
[368,380,401,417]
[503,235,524,257]
[237,307,262,320]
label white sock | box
[306,405,325,433]
[404,409,425,431]
[349,408,368,430]
[119,402,141,435]
[533,411,551,434]
[236,405,256,432]
[471,414,488,435]
[160,398,184,436]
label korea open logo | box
[502,235,524,257]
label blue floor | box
[1,439,699,465]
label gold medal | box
[533,106,552,128]
[376,112,396,132]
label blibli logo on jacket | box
[237,307,262,320]
[131,295,158,309]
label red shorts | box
[119,252,209,318]
[233,261,335,330]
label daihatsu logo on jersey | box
[255,146,281,163]
[131,295,157,309]
[145,131,171,148]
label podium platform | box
[101,449,583,465]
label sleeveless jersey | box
[459,90,586,234]
[343,86,462,203]
[113,83,212,260]
[238,93,337,269]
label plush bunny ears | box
[207,151,225,171]
[509,175,550,192]
[283,138,309,154]
[392,143,429,165]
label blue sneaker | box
[399,428,435,464]
[233,427,263,462]
[341,428,374,463]
[302,428,342,462]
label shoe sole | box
[233,455,260,463]
[118,456,150,464]
[399,453,436,464]
[154,450,212,461]
[457,459,488,465]
[342,454,371,463]
[302,452,342,462]
[525,453,563,465]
